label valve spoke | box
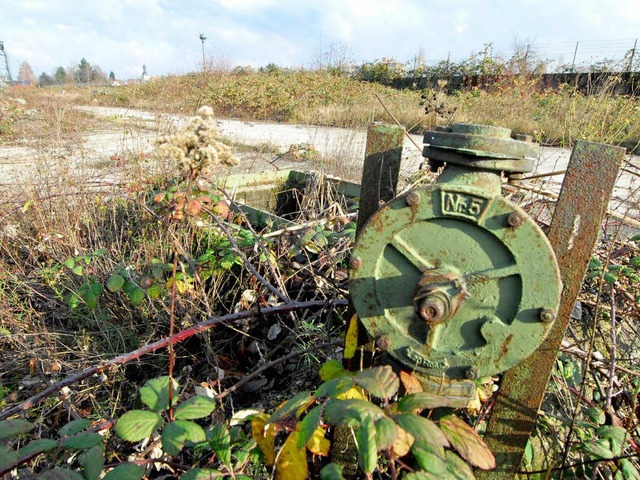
[465,264,520,283]
[390,235,435,272]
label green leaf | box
[375,416,398,452]
[60,432,103,450]
[147,283,163,299]
[604,272,618,284]
[319,359,347,381]
[0,419,34,439]
[18,438,58,456]
[174,395,217,420]
[162,421,188,457]
[39,468,85,480]
[140,376,178,412]
[115,410,162,442]
[106,274,125,292]
[618,459,640,480]
[585,407,606,426]
[394,414,449,448]
[127,287,146,306]
[581,438,614,459]
[412,441,447,475]
[404,473,438,480]
[81,445,104,480]
[180,468,223,480]
[445,451,476,480]
[439,414,495,470]
[0,446,19,472]
[207,423,231,467]
[72,265,84,276]
[64,258,75,269]
[324,399,386,427]
[354,366,399,399]
[598,425,628,454]
[267,391,313,424]
[175,420,206,444]
[320,463,345,480]
[356,415,377,474]
[58,419,93,436]
[396,392,451,413]
[102,463,145,480]
[297,404,323,449]
[630,256,640,268]
[314,376,355,398]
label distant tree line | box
[16,58,116,87]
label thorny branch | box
[0,299,347,421]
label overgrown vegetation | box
[1,63,640,478]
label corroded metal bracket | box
[479,140,626,479]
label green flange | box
[350,124,561,401]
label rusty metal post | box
[355,122,404,236]
[479,140,626,479]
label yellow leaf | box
[343,313,359,360]
[399,371,423,394]
[392,427,414,457]
[306,427,330,456]
[276,431,308,480]
[336,386,365,400]
[252,413,277,466]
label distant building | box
[142,65,149,82]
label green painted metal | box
[355,123,405,236]
[478,140,626,479]
[350,124,562,404]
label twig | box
[215,339,342,400]
[261,213,357,239]
[205,207,290,304]
[374,93,423,153]
[0,299,347,420]
[606,285,618,410]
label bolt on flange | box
[539,308,556,323]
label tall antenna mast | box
[0,41,13,85]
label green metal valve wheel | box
[349,182,562,382]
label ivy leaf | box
[439,414,495,470]
[445,451,476,480]
[127,287,146,306]
[251,413,276,466]
[375,417,399,452]
[412,441,447,475]
[267,391,313,424]
[106,274,125,292]
[324,399,386,427]
[207,423,231,467]
[297,404,323,449]
[356,415,377,475]
[18,438,58,457]
[140,376,179,412]
[354,366,399,399]
[276,431,308,480]
[174,395,217,420]
[81,445,104,480]
[102,463,145,480]
[115,410,162,442]
[58,419,93,437]
[343,313,359,360]
[315,376,355,398]
[394,414,449,448]
[320,463,345,480]
[396,392,451,413]
[0,419,34,439]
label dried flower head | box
[155,105,239,179]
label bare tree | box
[18,61,36,85]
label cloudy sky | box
[1,0,638,80]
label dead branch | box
[0,299,347,420]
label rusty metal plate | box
[349,183,562,382]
